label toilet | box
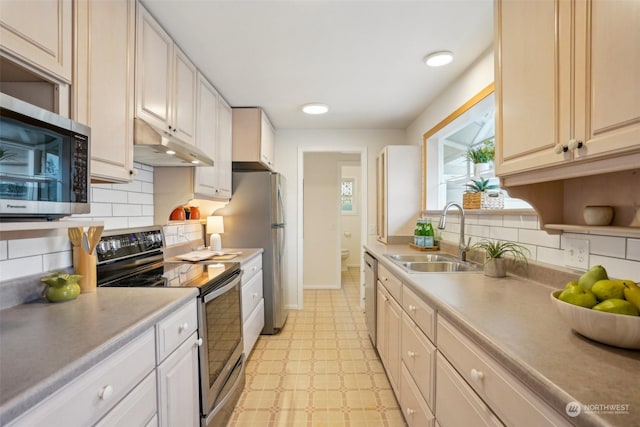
[341,248,350,272]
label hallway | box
[229,267,406,426]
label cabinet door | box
[495,0,571,176]
[216,97,233,198]
[376,285,388,365]
[74,0,134,183]
[172,47,197,145]
[136,3,173,131]
[157,332,200,427]
[194,74,219,197]
[260,112,275,169]
[386,294,402,396]
[0,0,72,82]
[574,0,640,160]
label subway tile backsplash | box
[426,212,640,281]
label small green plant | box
[465,177,499,193]
[472,239,529,264]
[465,139,495,164]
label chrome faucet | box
[438,202,471,261]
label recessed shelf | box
[544,224,640,237]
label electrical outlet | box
[564,237,590,270]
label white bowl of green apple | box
[551,265,640,350]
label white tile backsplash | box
[434,211,640,281]
[1,256,44,281]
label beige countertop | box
[0,287,197,425]
[365,238,640,427]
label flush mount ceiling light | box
[424,51,454,67]
[165,150,176,155]
[302,103,329,115]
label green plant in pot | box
[465,177,499,194]
[472,239,529,278]
[41,272,83,302]
[466,139,495,176]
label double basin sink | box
[385,253,482,273]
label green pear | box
[578,265,608,291]
[591,279,627,301]
[592,299,639,316]
[622,281,640,311]
[564,280,579,290]
[558,285,598,308]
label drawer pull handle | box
[407,351,416,358]
[470,368,484,382]
[408,304,416,312]
[196,338,203,347]
[179,322,189,333]
[406,408,415,416]
[98,385,113,400]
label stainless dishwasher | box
[364,252,378,346]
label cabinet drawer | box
[95,371,157,427]
[9,330,155,427]
[378,263,402,301]
[400,363,435,427]
[401,312,435,410]
[156,299,198,362]
[402,285,435,342]
[242,254,262,284]
[244,298,265,357]
[436,353,503,427]
[437,317,569,427]
[242,271,263,322]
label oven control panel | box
[97,228,164,263]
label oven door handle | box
[203,274,242,303]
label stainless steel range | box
[96,226,244,427]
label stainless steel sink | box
[385,253,458,263]
[399,261,482,273]
[385,253,482,273]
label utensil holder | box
[73,246,97,293]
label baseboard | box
[304,284,341,290]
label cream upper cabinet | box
[376,145,421,244]
[74,0,135,183]
[0,0,72,83]
[216,97,233,198]
[495,0,640,185]
[232,107,276,171]
[135,3,197,145]
[193,74,232,200]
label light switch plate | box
[564,237,590,270]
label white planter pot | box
[474,162,492,177]
[484,258,507,278]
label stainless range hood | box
[133,118,214,167]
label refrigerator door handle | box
[277,186,286,225]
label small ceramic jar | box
[583,205,614,226]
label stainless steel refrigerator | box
[217,171,288,334]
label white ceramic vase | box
[474,162,492,177]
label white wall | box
[275,129,406,309]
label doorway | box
[298,148,367,309]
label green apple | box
[558,285,598,308]
[578,265,608,291]
[591,279,627,301]
[592,299,639,316]
[622,281,640,311]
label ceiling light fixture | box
[302,103,329,115]
[424,51,454,67]
[166,150,176,155]
[191,159,200,164]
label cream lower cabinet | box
[7,299,199,427]
[376,272,401,396]
[74,0,135,183]
[241,253,264,356]
[0,0,72,83]
[437,316,569,427]
[495,0,640,184]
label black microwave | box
[0,93,91,220]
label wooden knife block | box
[73,246,97,293]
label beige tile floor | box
[229,267,407,427]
